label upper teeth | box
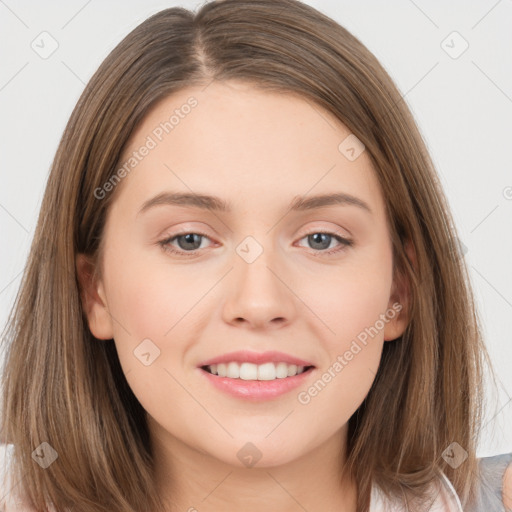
[207,362,308,380]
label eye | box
[158,231,213,256]
[296,230,353,256]
[158,229,354,258]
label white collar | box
[370,472,464,511]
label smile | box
[199,364,315,401]
[202,361,312,380]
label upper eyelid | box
[162,226,351,240]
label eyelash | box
[158,229,354,258]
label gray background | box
[0,0,511,456]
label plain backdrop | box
[0,0,511,457]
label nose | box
[221,246,296,330]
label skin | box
[504,464,512,509]
[76,80,410,512]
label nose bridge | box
[222,232,295,327]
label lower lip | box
[198,367,315,401]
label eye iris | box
[177,233,202,251]
[309,233,331,250]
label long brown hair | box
[0,1,496,510]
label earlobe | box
[383,293,408,341]
[75,253,114,340]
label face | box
[77,80,408,472]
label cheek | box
[104,247,201,339]
[294,252,393,404]
[299,260,393,348]
[293,269,389,424]
[102,255,198,413]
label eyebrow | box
[137,191,373,216]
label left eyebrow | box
[137,191,373,216]
[289,192,372,215]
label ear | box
[75,253,114,340]
[383,239,416,342]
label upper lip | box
[198,350,315,368]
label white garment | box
[0,443,59,512]
[0,443,30,511]
[0,443,463,511]
[369,472,464,511]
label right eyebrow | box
[137,192,230,215]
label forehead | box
[113,80,386,223]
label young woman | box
[1,1,511,511]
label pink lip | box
[198,366,315,401]
[197,350,314,368]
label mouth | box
[200,362,315,380]
[199,362,316,401]
[196,350,316,400]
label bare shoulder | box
[503,461,512,510]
